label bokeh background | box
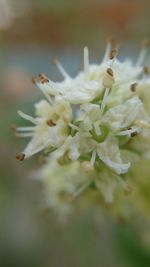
[1,0,150,266]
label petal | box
[97,134,130,174]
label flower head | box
[15,39,150,214]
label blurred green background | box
[1,0,150,266]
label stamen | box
[15,133,34,138]
[107,35,117,49]
[46,119,56,126]
[16,126,35,132]
[109,48,118,60]
[116,127,139,136]
[90,150,97,166]
[84,46,89,74]
[102,43,111,62]
[136,38,150,66]
[101,88,110,113]
[42,89,53,104]
[18,110,38,125]
[102,35,117,62]
[71,179,92,200]
[107,68,114,77]
[130,83,138,92]
[24,145,46,158]
[36,81,53,104]
[94,121,101,136]
[103,68,115,89]
[16,152,25,161]
[135,119,150,129]
[69,123,80,131]
[52,58,70,79]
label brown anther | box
[39,74,49,84]
[52,58,59,65]
[106,35,116,49]
[16,152,25,161]
[39,73,45,78]
[109,48,118,60]
[130,83,137,92]
[131,131,138,138]
[46,119,56,126]
[106,68,114,77]
[144,66,150,75]
[141,38,150,48]
[31,76,36,84]
[41,78,49,84]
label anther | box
[52,58,59,65]
[106,35,117,49]
[46,119,56,126]
[141,38,150,48]
[103,68,115,89]
[144,66,150,75]
[130,83,137,92]
[39,73,49,84]
[31,76,36,84]
[16,152,25,161]
[131,131,138,137]
[107,68,114,77]
[109,48,118,60]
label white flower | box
[16,98,72,159]
[38,159,92,217]
[15,39,150,207]
[96,134,130,174]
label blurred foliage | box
[115,225,150,267]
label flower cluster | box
[15,39,150,215]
